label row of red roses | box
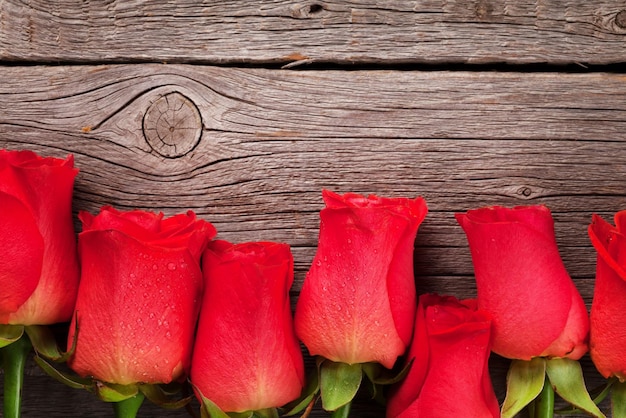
[0,149,624,418]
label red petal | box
[0,193,43,320]
[192,241,304,412]
[68,230,202,385]
[456,207,585,359]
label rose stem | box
[112,393,145,418]
[533,374,554,418]
[2,334,32,418]
[330,402,351,418]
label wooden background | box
[2,0,626,416]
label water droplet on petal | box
[167,262,176,271]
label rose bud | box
[68,206,216,385]
[387,294,499,418]
[191,240,304,413]
[456,205,588,360]
[0,150,79,325]
[295,190,427,369]
[588,212,626,379]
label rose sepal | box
[0,325,24,348]
[37,354,191,412]
[361,359,413,403]
[284,356,411,417]
[501,357,547,418]
[611,380,626,417]
[139,383,194,409]
[545,358,605,418]
[319,360,362,412]
[502,357,606,418]
[24,324,71,361]
[196,385,280,418]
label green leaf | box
[0,325,24,348]
[501,357,547,418]
[612,380,626,418]
[34,354,93,390]
[95,382,139,403]
[546,357,606,418]
[319,360,362,411]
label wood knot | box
[615,10,626,29]
[517,186,533,198]
[142,92,202,158]
[475,0,494,21]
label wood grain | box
[0,64,622,416]
[2,0,626,65]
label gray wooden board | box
[2,0,626,65]
[0,64,622,416]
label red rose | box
[0,150,79,325]
[295,190,427,368]
[191,240,304,412]
[588,212,626,379]
[386,294,499,418]
[456,205,588,360]
[68,206,216,385]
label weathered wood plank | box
[2,0,626,65]
[0,64,622,416]
[1,64,623,284]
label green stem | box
[330,401,351,418]
[112,393,145,418]
[1,334,32,418]
[534,374,554,418]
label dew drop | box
[155,345,161,353]
[167,262,176,271]
[152,264,158,270]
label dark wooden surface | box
[2,1,626,416]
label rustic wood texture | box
[2,0,626,65]
[0,64,622,416]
